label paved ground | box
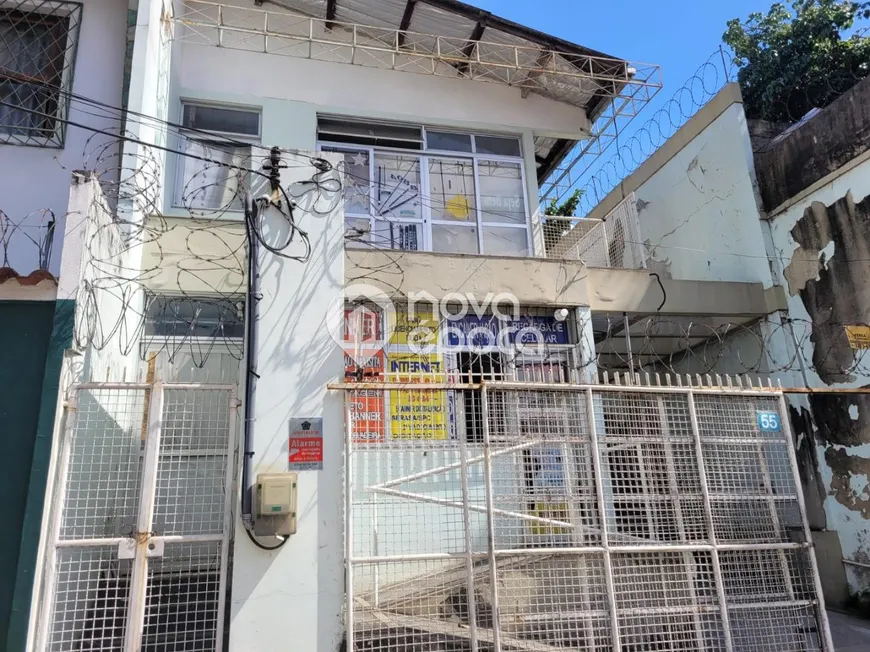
[829,610,870,651]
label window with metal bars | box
[0,1,82,147]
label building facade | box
[4,1,853,651]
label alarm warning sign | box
[288,417,323,470]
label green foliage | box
[723,0,870,121]
[542,189,584,252]
[544,189,583,217]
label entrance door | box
[35,382,238,652]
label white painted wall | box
[634,102,773,286]
[141,0,599,252]
[0,0,127,277]
[228,156,345,652]
[62,173,142,383]
[175,0,590,140]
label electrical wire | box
[244,524,288,551]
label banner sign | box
[348,389,385,443]
[390,310,439,347]
[388,352,448,440]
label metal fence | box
[542,193,645,269]
[342,378,832,652]
[32,382,239,652]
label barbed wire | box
[6,51,870,381]
[589,314,862,379]
[549,35,869,216]
[339,307,870,383]
[543,48,739,214]
[0,84,343,367]
[0,209,56,274]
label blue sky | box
[471,0,776,151]
[474,0,768,93]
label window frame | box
[0,1,82,148]
[173,100,262,212]
[143,293,247,342]
[320,124,532,256]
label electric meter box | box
[254,472,298,537]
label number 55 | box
[757,411,780,432]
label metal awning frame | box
[171,1,662,201]
[172,1,661,110]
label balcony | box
[346,193,647,270]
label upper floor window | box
[175,102,260,212]
[0,1,83,148]
[319,117,530,256]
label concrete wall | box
[175,0,590,140]
[764,152,870,597]
[754,77,870,214]
[137,0,598,250]
[228,156,345,651]
[346,249,784,316]
[63,174,142,383]
[581,85,773,287]
[0,0,127,277]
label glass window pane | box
[475,135,521,157]
[371,219,421,251]
[146,296,245,338]
[432,224,479,254]
[426,131,472,152]
[319,118,423,149]
[183,104,259,136]
[323,147,370,215]
[373,153,422,220]
[428,157,476,222]
[477,160,526,224]
[483,226,528,256]
[179,140,249,211]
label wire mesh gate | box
[34,382,238,652]
[343,381,834,652]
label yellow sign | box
[388,353,448,439]
[529,503,570,536]
[389,310,439,347]
[446,194,471,220]
[845,325,870,350]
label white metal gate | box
[343,379,834,652]
[35,382,238,652]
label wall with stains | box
[620,99,773,286]
[577,85,772,285]
[634,101,772,285]
[765,153,870,596]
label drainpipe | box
[241,196,260,524]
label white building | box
[8,1,843,651]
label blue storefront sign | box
[443,314,570,348]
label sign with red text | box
[288,417,323,470]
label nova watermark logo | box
[329,284,571,365]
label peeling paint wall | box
[766,152,870,595]
[630,103,773,286]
